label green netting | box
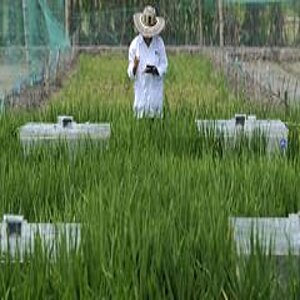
[0,0,70,96]
[224,0,292,3]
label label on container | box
[279,138,287,150]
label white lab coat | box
[127,34,168,118]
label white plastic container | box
[196,114,288,153]
[230,214,300,256]
[0,214,81,260]
[19,115,111,152]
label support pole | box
[22,0,30,65]
[65,0,70,40]
[218,0,224,47]
[198,0,203,46]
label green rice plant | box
[0,54,299,298]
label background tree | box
[241,3,268,46]
[268,2,285,46]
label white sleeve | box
[156,38,168,78]
[127,40,136,80]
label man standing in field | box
[127,5,168,118]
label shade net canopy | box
[0,0,70,97]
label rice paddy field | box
[2,53,300,298]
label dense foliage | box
[0,54,300,298]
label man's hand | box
[133,56,140,76]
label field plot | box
[1,54,300,298]
[241,60,300,103]
[283,62,300,78]
[207,47,300,105]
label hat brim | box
[133,13,165,38]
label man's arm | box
[127,41,139,80]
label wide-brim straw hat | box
[133,6,165,38]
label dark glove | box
[145,65,159,76]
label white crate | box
[196,114,288,153]
[230,214,300,256]
[19,115,111,151]
[0,214,81,260]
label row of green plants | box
[71,0,300,46]
[0,54,300,298]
